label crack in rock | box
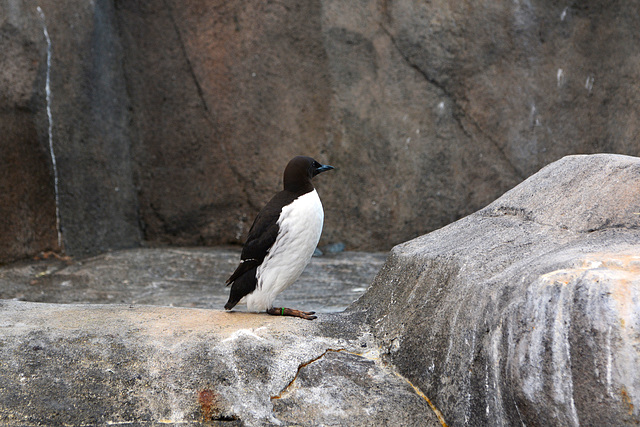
[392,371,449,427]
[270,345,449,426]
[270,348,346,401]
[162,0,209,113]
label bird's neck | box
[283,179,314,195]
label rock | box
[111,0,640,251]
[384,1,640,178]
[3,1,640,262]
[0,248,386,314]
[0,0,140,261]
[0,302,441,426]
[115,0,333,250]
[1,153,637,425]
[0,2,58,262]
[272,350,440,426]
[350,154,640,425]
[0,247,391,424]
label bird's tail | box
[224,265,258,311]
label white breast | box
[246,190,324,312]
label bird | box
[224,156,334,320]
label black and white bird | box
[224,156,334,320]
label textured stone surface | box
[115,0,333,248]
[385,1,640,177]
[271,350,438,426]
[3,1,640,262]
[0,2,58,262]
[111,0,640,250]
[0,248,386,313]
[350,154,640,426]
[1,154,637,425]
[0,248,394,425]
[0,302,440,426]
[0,0,140,261]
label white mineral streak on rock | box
[37,5,62,249]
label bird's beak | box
[314,164,334,176]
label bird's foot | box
[267,307,317,320]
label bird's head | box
[283,156,334,192]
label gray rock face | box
[0,0,140,261]
[3,1,640,262]
[0,303,441,426]
[271,349,438,426]
[0,1,58,261]
[350,154,640,426]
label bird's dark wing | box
[226,191,296,286]
[225,258,261,286]
[225,206,279,286]
[241,191,298,262]
[241,214,280,262]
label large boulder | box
[0,303,441,426]
[350,154,640,425]
[3,1,640,262]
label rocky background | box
[2,0,640,262]
[1,154,638,425]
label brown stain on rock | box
[621,386,634,417]
[198,388,220,421]
[197,388,239,422]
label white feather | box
[245,190,324,311]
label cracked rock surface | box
[271,349,438,426]
[0,303,440,426]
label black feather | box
[236,191,299,265]
[225,258,260,286]
[224,265,258,310]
